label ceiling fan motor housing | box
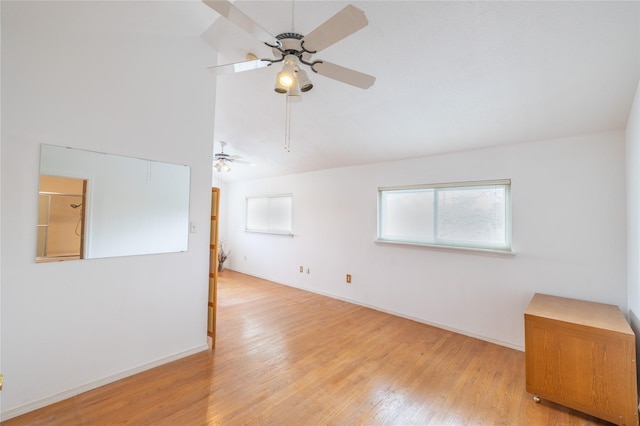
[272,33,312,63]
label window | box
[246,194,292,235]
[378,180,511,252]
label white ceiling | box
[30,1,637,182]
[202,1,639,182]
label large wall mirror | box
[37,144,191,262]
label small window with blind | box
[246,194,293,235]
[377,180,511,252]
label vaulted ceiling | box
[203,1,639,182]
[22,1,637,182]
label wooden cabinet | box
[208,188,220,347]
[525,293,638,425]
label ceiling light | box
[288,81,302,102]
[278,63,296,87]
[214,160,231,172]
[274,55,300,94]
[274,76,288,94]
[278,73,295,87]
[296,69,313,92]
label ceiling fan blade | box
[202,0,275,44]
[207,59,270,75]
[233,159,256,166]
[312,61,375,89]
[302,5,368,53]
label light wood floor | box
[4,270,611,425]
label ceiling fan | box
[214,141,255,172]
[203,0,376,94]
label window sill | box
[245,229,294,237]
[374,239,515,256]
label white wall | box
[225,131,627,350]
[1,2,215,419]
[0,0,4,415]
[627,81,640,321]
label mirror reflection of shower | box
[70,203,83,236]
[37,175,87,262]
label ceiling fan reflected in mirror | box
[214,141,255,172]
[203,0,376,95]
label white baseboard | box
[299,285,524,352]
[228,268,524,352]
[1,343,209,421]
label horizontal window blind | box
[246,194,292,235]
[378,180,511,252]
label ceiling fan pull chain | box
[284,95,292,152]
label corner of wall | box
[626,79,640,318]
[628,309,640,403]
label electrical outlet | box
[346,274,352,283]
[299,266,304,273]
[306,267,310,274]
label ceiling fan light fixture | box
[215,160,231,172]
[274,75,288,94]
[278,63,296,87]
[289,81,301,96]
[296,69,313,92]
[287,81,302,102]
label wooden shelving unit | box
[208,187,220,347]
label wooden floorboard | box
[3,270,613,425]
